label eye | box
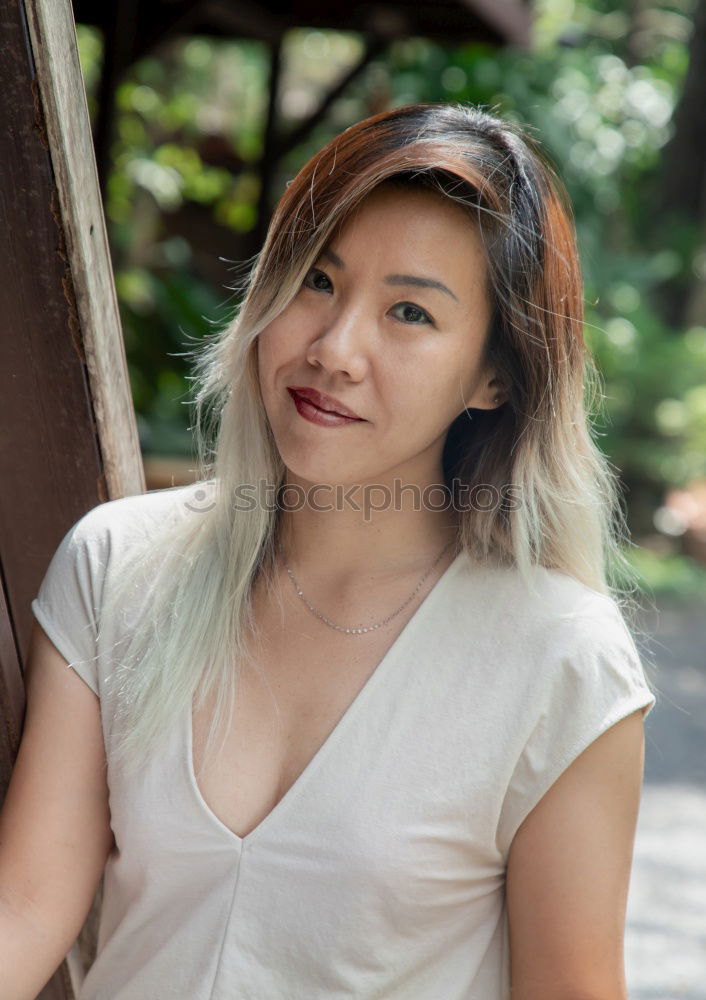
[389,302,435,326]
[303,267,334,294]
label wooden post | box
[23,0,144,504]
[0,0,144,995]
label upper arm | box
[505,707,647,1000]
[0,621,113,948]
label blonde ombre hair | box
[106,103,644,775]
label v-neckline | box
[185,548,466,848]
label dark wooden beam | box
[73,0,531,47]
[652,0,706,327]
[92,0,204,190]
[1,0,143,994]
[251,33,388,244]
[255,37,284,246]
[94,0,140,194]
[272,35,388,163]
[133,0,205,62]
[0,0,105,672]
[460,0,531,48]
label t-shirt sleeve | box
[31,511,108,697]
[496,596,657,856]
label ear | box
[464,373,510,412]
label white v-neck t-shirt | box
[31,485,656,1000]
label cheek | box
[408,355,478,432]
[255,331,285,418]
[257,301,312,368]
[256,318,291,382]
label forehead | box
[336,182,476,234]
[327,184,488,293]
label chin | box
[282,463,362,491]
[279,452,381,491]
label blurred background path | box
[627,602,706,999]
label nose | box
[305,300,371,380]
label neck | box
[275,476,460,592]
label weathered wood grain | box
[25,0,145,501]
[1,0,144,996]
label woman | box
[1,103,655,999]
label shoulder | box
[43,482,215,601]
[68,482,212,548]
[32,483,216,676]
[452,553,632,644]
[483,564,655,856]
[449,553,649,695]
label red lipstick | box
[287,387,365,427]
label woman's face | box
[257,184,502,490]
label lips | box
[287,386,363,420]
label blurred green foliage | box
[76,0,706,597]
[626,543,706,605]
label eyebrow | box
[321,248,345,269]
[384,274,458,302]
[320,249,459,302]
